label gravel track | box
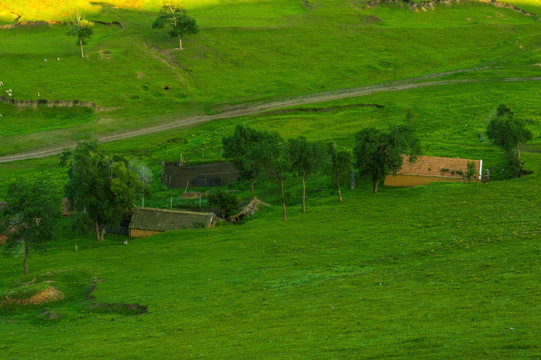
[1,76,539,164]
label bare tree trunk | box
[94,219,101,242]
[178,35,183,50]
[100,225,106,242]
[80,39,84,58]
[373,179,379,193]
[250,177,257,193]
[336,173,343,202]
[302,171,306,213]
[23,240,29,275]
[280,178,287,221]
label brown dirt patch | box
[1,286,64,306]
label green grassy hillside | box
[0,170,539,358]
[0,0,539,154]
[0,0,540,358]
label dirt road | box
[1,76,539,163]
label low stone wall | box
[0,96,101,110]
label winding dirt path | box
[1,76,539,163]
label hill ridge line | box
[361,0,538,19]
[1,76,539,163]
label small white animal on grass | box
[44,59,47,62]
[0,81,3,86]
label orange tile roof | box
[397,155,481,179]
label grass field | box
[0,0,540,358]
[0,0,539,154]
[0,170,539,358]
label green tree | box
[60,139,147,242]
[208,189,238,219]
[253,131,290,221]
[353,124,421,193]
[0,179,61,274]
[327,143,352,202]
[222,124,266,192]
[66,11,94,58]
[486,104,532,166]
[152,1,199,50]
[289,136,325,212]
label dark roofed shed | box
[162,162,240,189]
[129,207,216,238]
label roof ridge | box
[134,207,215,216]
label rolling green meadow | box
[0,0,540,358]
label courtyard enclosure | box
[384,156,482,187]
[162,162,240,189]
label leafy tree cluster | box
[223,123,419,220]
[60,139,150,242]
[223,125,329,221]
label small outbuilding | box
[384,155,483,187]
[162,162,240,189]
[129,207,217,238]
[229,197,269,222]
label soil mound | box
[0,286,64,306]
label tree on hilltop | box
[66,11,94,58]
[152,1,199,50]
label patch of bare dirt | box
[1,286,64,306]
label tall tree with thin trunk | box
[354,124,421,193]
[289,137,325,213]
[253,131,290,221]
[152,1,199,50]
[0,179,61,275]
[327,143,352,202]
[66,11,94,58]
